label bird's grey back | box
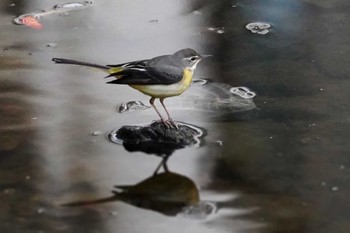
[147,54,184,77]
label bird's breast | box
[130,68,193,98]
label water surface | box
[1,0,350,233]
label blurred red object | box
[20,16,43,29]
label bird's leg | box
[153,155,170,176]
[160,98,178,129]
[150,97,171,128]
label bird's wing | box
[107,59,149,69]
[105,64,183,85]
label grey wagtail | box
[52,48,204,127]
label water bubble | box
[46,43,58,48]
[54,3,83,9]
[217,140,223,146]
[331,186,339,192]
[207,27,225,34]
[109,211,118,216]
[230,86,256,99]
[245,22,271,35]
[3,188,15,195]
[37,208,46,214]
[179,201,217,220]
[90,131,102,136]
[53,1,93,10]
[191,79,208,86]
[118,101,150,113]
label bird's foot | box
[162,120,173,129]
[165,118,179,130]
[158,119,179,129]
[155,118,179,129]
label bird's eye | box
[190,56,197,61]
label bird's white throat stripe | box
[188,59,201,71]
[129,68,146,72]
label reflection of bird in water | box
[112,171,199,216]
[52,48,205,128]
[62,159,199,216]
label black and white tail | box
[52,58,109,70]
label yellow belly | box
[130,68,193,98]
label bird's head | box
[173,48,204,71]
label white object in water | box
[245,22,271,35]
[230,86,256,99]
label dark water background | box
[1,0,350,233]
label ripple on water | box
[117,80,256,115]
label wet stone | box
[112,122,203,145]
[109,122,204,156]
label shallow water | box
[1,0,350,233]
